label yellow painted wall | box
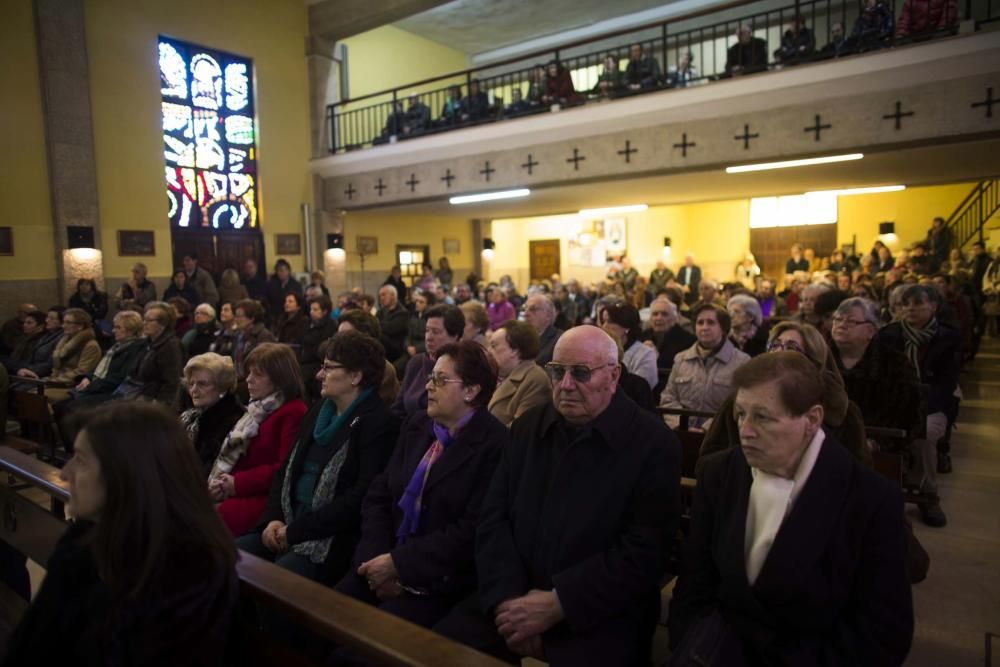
[0,1,55,280]
[85,0,311,278]
[340,25,468,106]
[344,211,475,273]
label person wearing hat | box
[600,302,658,389]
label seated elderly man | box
[436,326,681,665]
[660,303,750,429]
[522,294,563,366]
[640,297,696,395]
[669,352,913,664]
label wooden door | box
[171,229,265,282]
[529,239,561,282]
[750,224,837,286]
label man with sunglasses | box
[436,326,681,664]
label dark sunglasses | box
[544,362,614,384]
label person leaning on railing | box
[3,401,239,666]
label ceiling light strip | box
[726,153,864,174]
[805,185,906,196]
[449,189,530,204]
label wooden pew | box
[0,446,506,667]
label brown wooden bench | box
[0,446,507,667]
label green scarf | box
[313,388,373,447]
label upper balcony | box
[322,0,999,158]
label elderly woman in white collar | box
[669,352,913,665]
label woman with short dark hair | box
[275,292,309,344]
[68,278,108,324]
[299,294,338,399]
[670,352,913,665]
[164,269,200,307]
[233,298,276,382]
[238,331,400,584]
[210,343,308,536]
[4,402,239,665]
[487,320,550,426]
[391,304,464,419]
[336,340,507,628]
[600,301,658,389]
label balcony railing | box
[326,0,995,154]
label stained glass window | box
[159,37,259,230]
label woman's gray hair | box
[727,293,763,328]
[183,352,238,393]
[113,310,144,339]
[194,303,217,319]
[836,297,881,328]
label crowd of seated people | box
[2,221,996,664]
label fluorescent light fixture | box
[578,204,648,217]
[726,153,864,174]
[450,189,530,205]
[805,185,905,196]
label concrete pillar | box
[307,35,341,160]
[35,0,104,301]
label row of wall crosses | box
[340,87,993,200]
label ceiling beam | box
[309,0,453,42]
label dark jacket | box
[640,326,697,395]
[725,37,769,75]
[78,338,147,397]
[543,68,581,104]
[264,276,303,321]
[298,317,338,387]
[461,91,491,120]
[833,339,923,436]
[164,283,201,307]
[786,257,810,274]
[190,393,245,479]
[534,325,564,367]
[390,353,435,420]
[274,310,309,345]
[3,520,238,667]
[729,326,770,358]
[260,393,400,584]
[234,322,276,377]
[182,321,219,358]
[378,304,410,362]
[13,329,62,376]
[477,389,680,665]
[878,321,961,416]
[69,291,109,322]
[383,276,409,304]
[354,408,508,596]
[853,1,895,48]
[625,55,661,88]
[774,27,816,61]
[669,437,913,665]
[241,273,268,304]
[134,330,184,409]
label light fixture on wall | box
[482,237,495,260]
[879,221,896,235]
[578,204,648,217]
[67,226,95,250]
[326,233,345,260]
[806,185,905,196]
[726,153,864,174]
[450,189,530,205]
[662,236,672,258]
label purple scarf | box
[396,410,476,543]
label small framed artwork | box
[357,236,379,255]
[442,238,460,255]
[117,230,155,256]
[276,233,302,255]
[0,227,12,255]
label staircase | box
[944,179,1000,249]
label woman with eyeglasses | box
[830,298,922,439]
[336,340,506,629]
[238,331,400,585]
[700,320,868,473]
[391,304,464,420]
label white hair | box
[195,303,216,319]
[379,284,397,299]
[651,297,677,316]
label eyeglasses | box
[544,362,615,384]
[320,363,345,373]
[766,339,805,354]
[426,373,463,388]
[831,315,873,328]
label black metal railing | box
[327,0,984,154]
[946,179,1000,248]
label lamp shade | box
[879,221,895,235]
[327,233,344,250]
[67,226,95,250]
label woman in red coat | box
[209,343,307,536]
[541,60,582,106]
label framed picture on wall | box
[357,236,379,255]
[276,233,301,255]
[443,238,460,255]
[117,230,155,256]
[0,227,12,256]
[604,218,626,256]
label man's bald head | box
[550,326,620,424]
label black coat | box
[730,325,770,358]
[264,277,303,321]
[298,317,338,395]
[79,338,147,397]
[69,291,109,322]
[353,408,507,597]
[378,304,411,362]
[833,339,923,436]
[260,393,400,584]
[725,37,769,75]
[669,436,913,665]
[134,331,184,409]
[3,521,238,667]
[192,393,245,479]
[878,321,961,415]
[534,325,564,367]
[477,389,681,665]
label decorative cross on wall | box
[344,183,356,200]
[441,168,455,188]
[734,124,759,150]
[617,140,638,163]
[566,148,586,170]
[374,178,387,196]
[882,101,915,130]
[480,161,496,182]
[972,87,996,118]
[521,154,539,175]
[405,173,420,193]
[672,133,695,157]
[803,114,832,141]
